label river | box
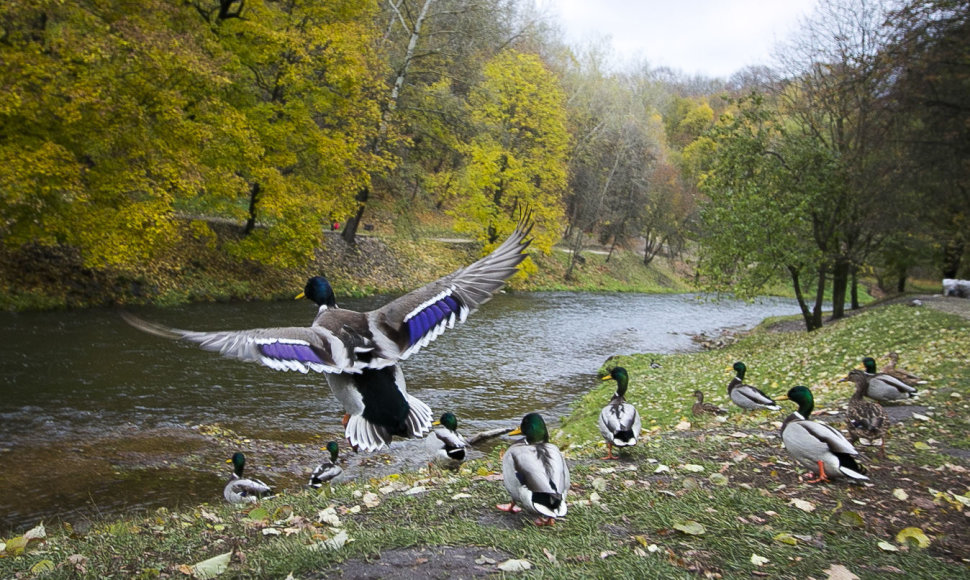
[0,291,800,533]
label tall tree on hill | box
[451,50,569,254]
[698,94,839,332]
[773,0,898,317]
[883,0,970,279]
[198,0,388,265]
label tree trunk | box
[244,182,261,235]
[811,264,826,330]
[850,266,860,310]
[831,258,849,320]
[788,264,822,332]
[942,236,964,279]
[342,187,368,243]
[344,0,436,244]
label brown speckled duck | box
[840,370,890,457]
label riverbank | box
[2,298,967,578]
[0,220,692,311]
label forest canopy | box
[1,0,966,328]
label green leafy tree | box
[452,50,569,253]
[884,0,970,279]
[698,95,839,331]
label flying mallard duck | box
[224,452,273,504]
[861,356,918,403]
[123,217,533,452]
[776,386,869,483]
[727,361,780,411]
[598,367,642,459]
[497,412,570,526]
[839,370,890,457]
[308,441,343,488]
[427,411,469,469]
[880,352,926,386]
[691,390,727,417]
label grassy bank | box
[2,302,968,578]
[0,220,690,310]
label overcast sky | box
[536,0,820,78]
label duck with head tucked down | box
[861,356,918,403]
[776,386,869,483]
[727,361,780,411]
[123,216,533,453]
[224,452,273,504]
[598,367,642,459]
[308,441,343,488]
[497,413,570,526]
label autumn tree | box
[0,1,218,268]
[197,0,388,266]
[451,50,569,252]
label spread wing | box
[369,216,532,360]
[121,311,367,374]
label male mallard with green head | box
[308,441,343,488]
[861,356,918,403]
[598,367,642,459]
[224,452,273,504]
[776,386,869,483]
[497,413,570,526]
[428,411,468,469]
[727,361,780,411]
[839,370,890,457]
[123,217,533,453]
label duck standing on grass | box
[123,216,533,453]
[861,356,918,403]
[224,452,273,504]
[880,352,927,387]
[598,367,642,460]
[497,413,569,526]
[776,386,869,483]
[428,411,468,470]
[308,441,343,488]
[727,361,781,411]
[840,370,890,457]
[691,390,727,417]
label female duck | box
[727,361,780,411]
[497,413,570,526]
[598,367,642,459]
[692,390,727,417]
[777,386,868,483]
[224,452,273,504]
[880,352,926,387]
[308,441,343,488]
[862,357,918,403]
[123,218,533,452]
[839,370,890,457]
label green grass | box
[2,305,968,578]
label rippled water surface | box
[0,292,799,531]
